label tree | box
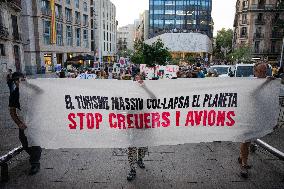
[130,39,172,67]
[228,45,252,63]
[214,28,234,60]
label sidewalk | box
[0,75,283,189]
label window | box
[242,14,247,24]
[0,44,5,56]
[66,25,73,46]
[66,0,70,5]
[76,28,81,46]
[41,0,49,10]
[254,41,260,53]
[83,14,88,26]
[75,0,79,8]
[75,11,81,24]
[83,29,88,48]
[65,8,72,22]
[56,23,63,46]
[83,2,87,12]
[271,41,277,53]
[55,5,62,19]
[43,20,51,45]
[241,27,247,37]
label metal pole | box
[280,37,284,68]
[255,139,284,161]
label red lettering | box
[86,113,94,129]
[217,111,226,126]
[95,113,102,129]
[208,110,216,126]
[161,112,170,127]
[117,114,126,129]
[127,114,134,128]
[194,111,203,126]
[226,111,236,126]
[203,110,208,126]
[68,113,77,129]
[151,112,160,128]
[185,111,194,126]
[176,111,180,126]
[109,113,117,128]
[77,113,85,130]
[144,113,151,128]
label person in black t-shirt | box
[6,69,13,93]
[9,72,42,175]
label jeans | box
[19,129,42,166]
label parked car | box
[209,65,235,77]
[235,63,272,77]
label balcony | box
[250,4,274,10]
[254,33,264,39]
[255,19,265,25]
[41,8,52,17]
[271,32,284,39]
[0,25,9,39]
[8,0,22,11]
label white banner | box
[20,78,280,149]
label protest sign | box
[20,78,280,149]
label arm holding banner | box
[9,108,27,130]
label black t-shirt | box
[6,74,13,85]
[9,86,20,110]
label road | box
[0,74,283,189]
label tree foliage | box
[130,39,172,67]
[228,45,252,63]
[214,28,234,60]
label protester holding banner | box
[238,62,273,178]
[9,72,42,175]
[127,73,148,181]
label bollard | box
[1,163,9,182]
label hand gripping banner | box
[20,78,280,149]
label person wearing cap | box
[9,72,42,175]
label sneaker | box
[29,164,40,175]
[127,169,136,181]
[240,166,249,178]
[137,159,145,169]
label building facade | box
[145,32,212,59]
[149,0,213,39]
[233,0,284,63]
[135,10,149,42]
[0,0,24,76]
[92,0,117,63]
[117,24,135,55]
[21,0,91,74]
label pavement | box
[0,74,283,189]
